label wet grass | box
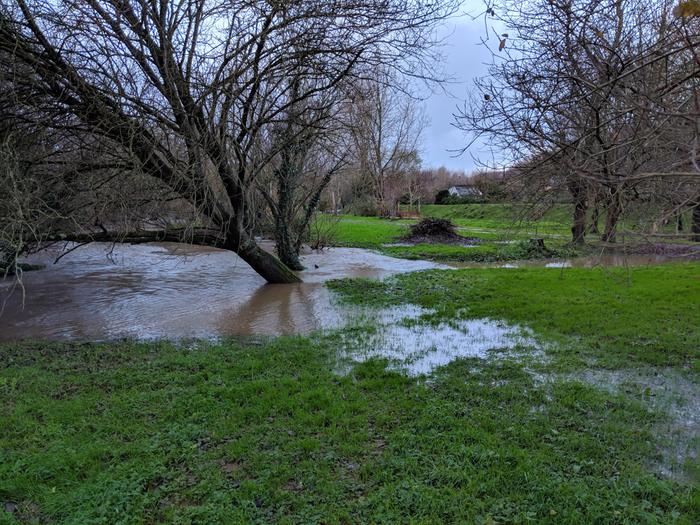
[326,204,696,261]
[324,210,578,263]
[328,263,700,370]
[379,239,579,263]
[329,215,411,248]
[1,337,698,523]
[2,208,698,523]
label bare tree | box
[458,0,700,244]
[348,70,428,216]
[0,0,457,282]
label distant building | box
[447,185,483,198]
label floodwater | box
[335,313,540,376]
[565,368,700,482]
[0,242,445,341]
[449,253,693,269]
[0,243,692,342]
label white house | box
[447,185,483,198]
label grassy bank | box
[322,207,579,264]
[2,264,699,523]
[323,204,695,262]
[418,203,572,235]
[324,210,580,262]
[379,239,578,263]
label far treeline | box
[1,0,699,283]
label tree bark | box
[588,205,600,234]
[233,239,302,283]
[275,216,304,271]
[692,202,700,242]
[601,191,622,243]
[568,180,588,244]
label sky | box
[420,5,499,173]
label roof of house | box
[448,185,482,196]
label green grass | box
[418,203,572,235]
[379,239,579,263]
[329,215,410,247]
[2,207,698,523]
[1,336,698,523]
[329,263,700,370]
[325,202,694,264]
[322,207,578,263]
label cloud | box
[421,9,501,172]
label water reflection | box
[337,314,539,376]
[0,243,444,341]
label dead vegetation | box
[403,218,480,245]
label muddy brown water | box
[0,243,446,341]
[0,242,692,342]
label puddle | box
[335,309,540,376]
[0,243,446,341]
[561,368,699,482]
[449,254,691,269]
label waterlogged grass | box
[379,239,579,263]
[328,204,694,252]
[323,210,578,263]
[328,263,700,370]
[1,339,698,523]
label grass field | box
[322,205,579,263]
[2,203,699,524]
[2,264,699,523]
[417,203,573,235]
[321,202,694,263]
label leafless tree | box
[0,0,458,282]
[458,0,700,244]
[348,70,428,216]
[256,75,347,269]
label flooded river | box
[0,243,444,341]
[0,242,690,342]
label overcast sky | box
[420,5,498,173]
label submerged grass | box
[1,336,698,523]
[328,263,700,370]
[379,239,579,263]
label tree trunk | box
[692,203,700,242]
[234,239,302,283]
[601,191,622,243]
[568,180,588,244]
[588,205,600,234]
[271,149,305,271]
[275,215,304,271]
[0,240,17,275]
